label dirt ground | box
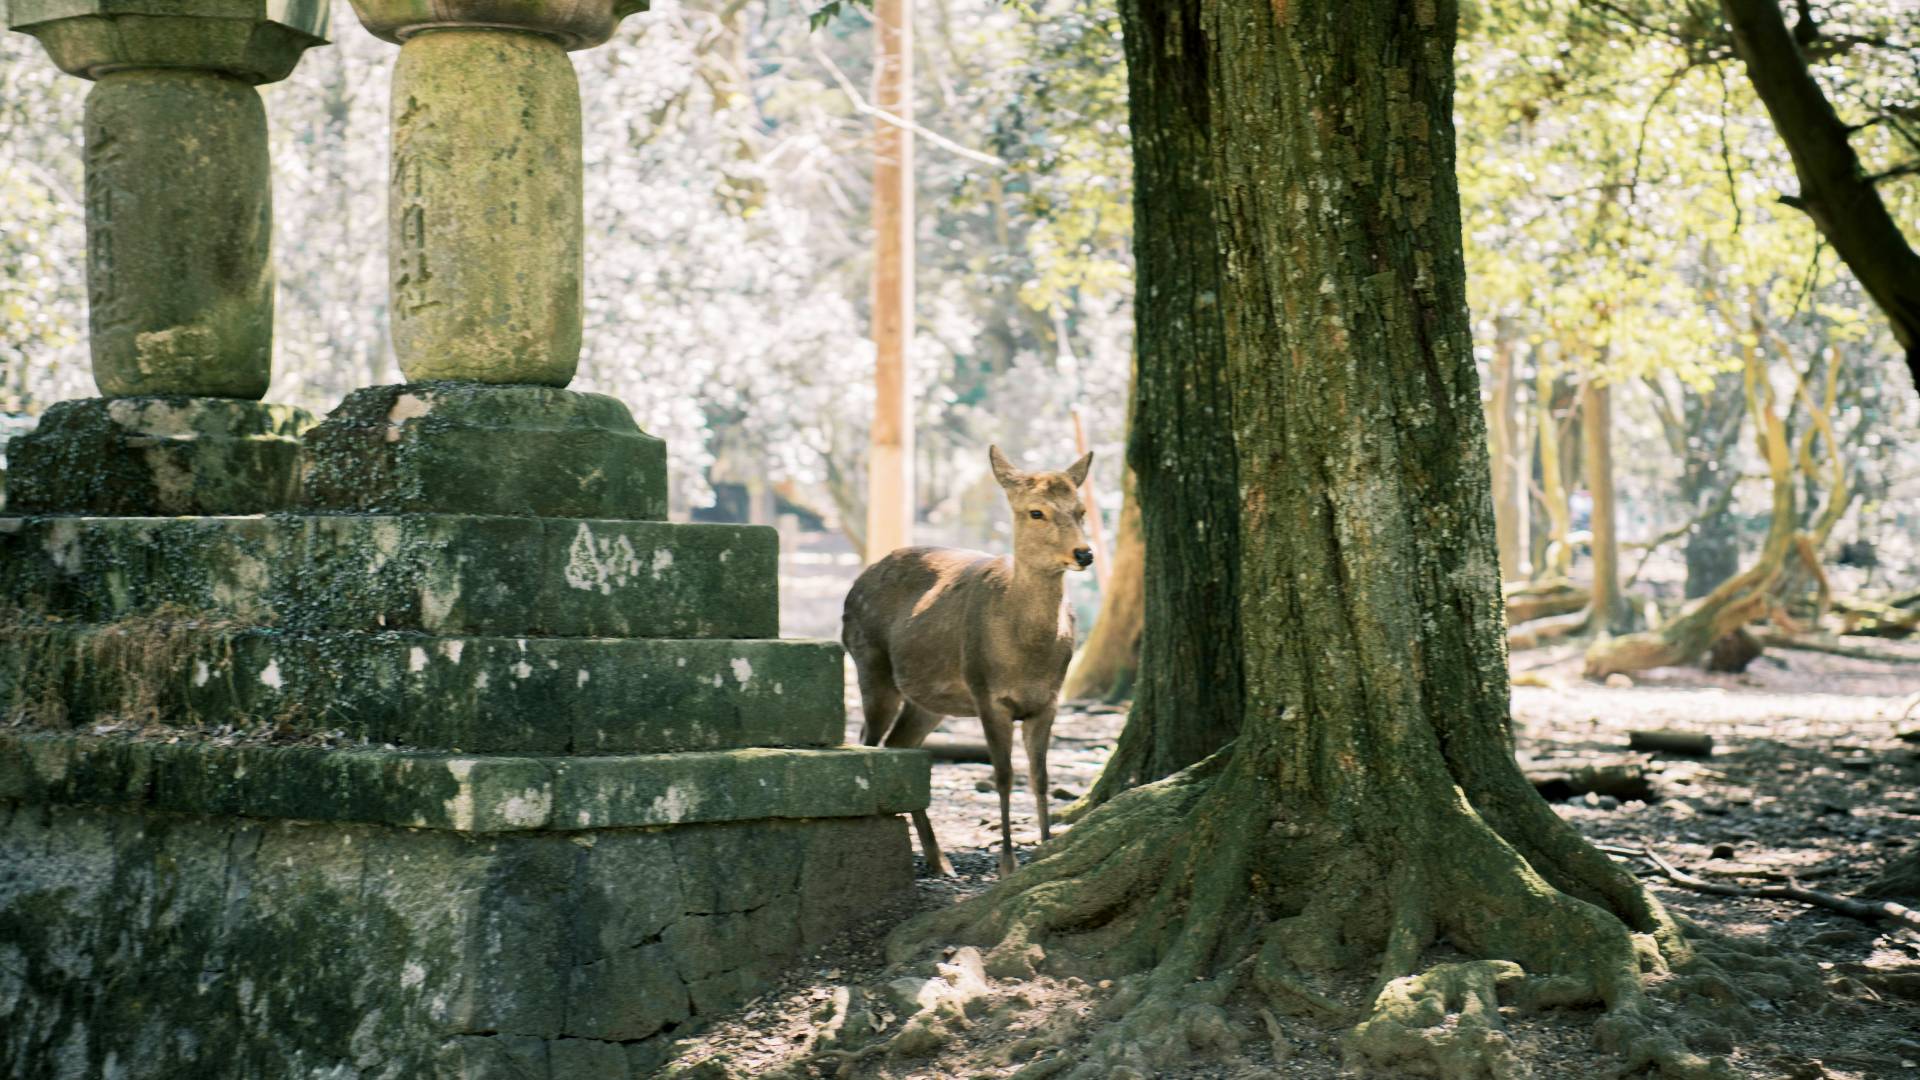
[662,640,1920,1079]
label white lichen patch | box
[510,661,533,680]
[651,548,674,579]
[565,523,643,594]
[193,660,211,687]
[421,577,462,629]
[648,784,697,822]
[439,640,464,663]
[577,669,591,687]
[43,519,82,573]
[499,787,552,828]
[442,759,478,831]
[386,392,432,442]
[475,671,489,689]
[400,962,427,990]
[409,647,429,673]
[730,657,753,686]
[855,774,870,791]
[258,659,283,689]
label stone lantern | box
[5,0,329,513]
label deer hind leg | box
[852,661,902,747]
[978,704,1019,877]
[1023,704,1056,843]
[889,703,954,876]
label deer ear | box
[989,445,1024,489]
[1066,451,1093,488]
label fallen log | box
[1628,729,1714,757]
[1524,761,1655,803]
[1505,580,1589,625]
[1833,597,1920,639]
[1758,632,1920,664]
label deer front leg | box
[1023,703,1056,843]
[976,702,1018,877]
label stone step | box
[0,733,929,833]
[4,628,845,754]
[0,512,779,638]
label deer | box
[842,446,1094,877]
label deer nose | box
[1074,548,1094,568]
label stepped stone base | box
[1,381,929,1078]
[0,733,925,1079]
[0,513,778,638]
[3,398,313,515]
[0,801,909,1080]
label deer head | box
[990,445,1095,574]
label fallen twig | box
[1601,844,1920,932]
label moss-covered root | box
[1346,961,1526,1079]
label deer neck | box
[1005,559,1068,633]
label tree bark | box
[1487,327,1527,582]
[1582,380,1628,632]
[1720,0,1920,394]
[1061,454,1145,702]
[895,2,1709,1072]
[1067,0,1242,811]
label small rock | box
[1804,928,1860,948]
[976,780,995,793]
[1710,843,1736,860]
[1604,673,1634,688]
[1051,787,1078,801]
[887,1016,949,1057]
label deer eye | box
[1028,510,1045,520]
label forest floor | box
[664,640,1920,1079]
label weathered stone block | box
[2,624,842,752]
[299,384,668,519]
[8,0,330,83]
[0,513,776,637]
[0,801,913,1079]
[4,398,312,515]
[0,733,931,832]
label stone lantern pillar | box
[4,0,329,514]
[347,0,649,387]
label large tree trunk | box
[1065,0,1242,812]
[895,3,1718,1073]
[1061,455,1144,702]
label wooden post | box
[865,0,914,563]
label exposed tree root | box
[875,750,1742,1080]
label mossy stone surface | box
[299,384,667,519]
[2,625,845,753]
[0,511,774,638]
[386,30,583,385]
[3,397,313,514]
[0,800,911,1078]
[0,732,930,832]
